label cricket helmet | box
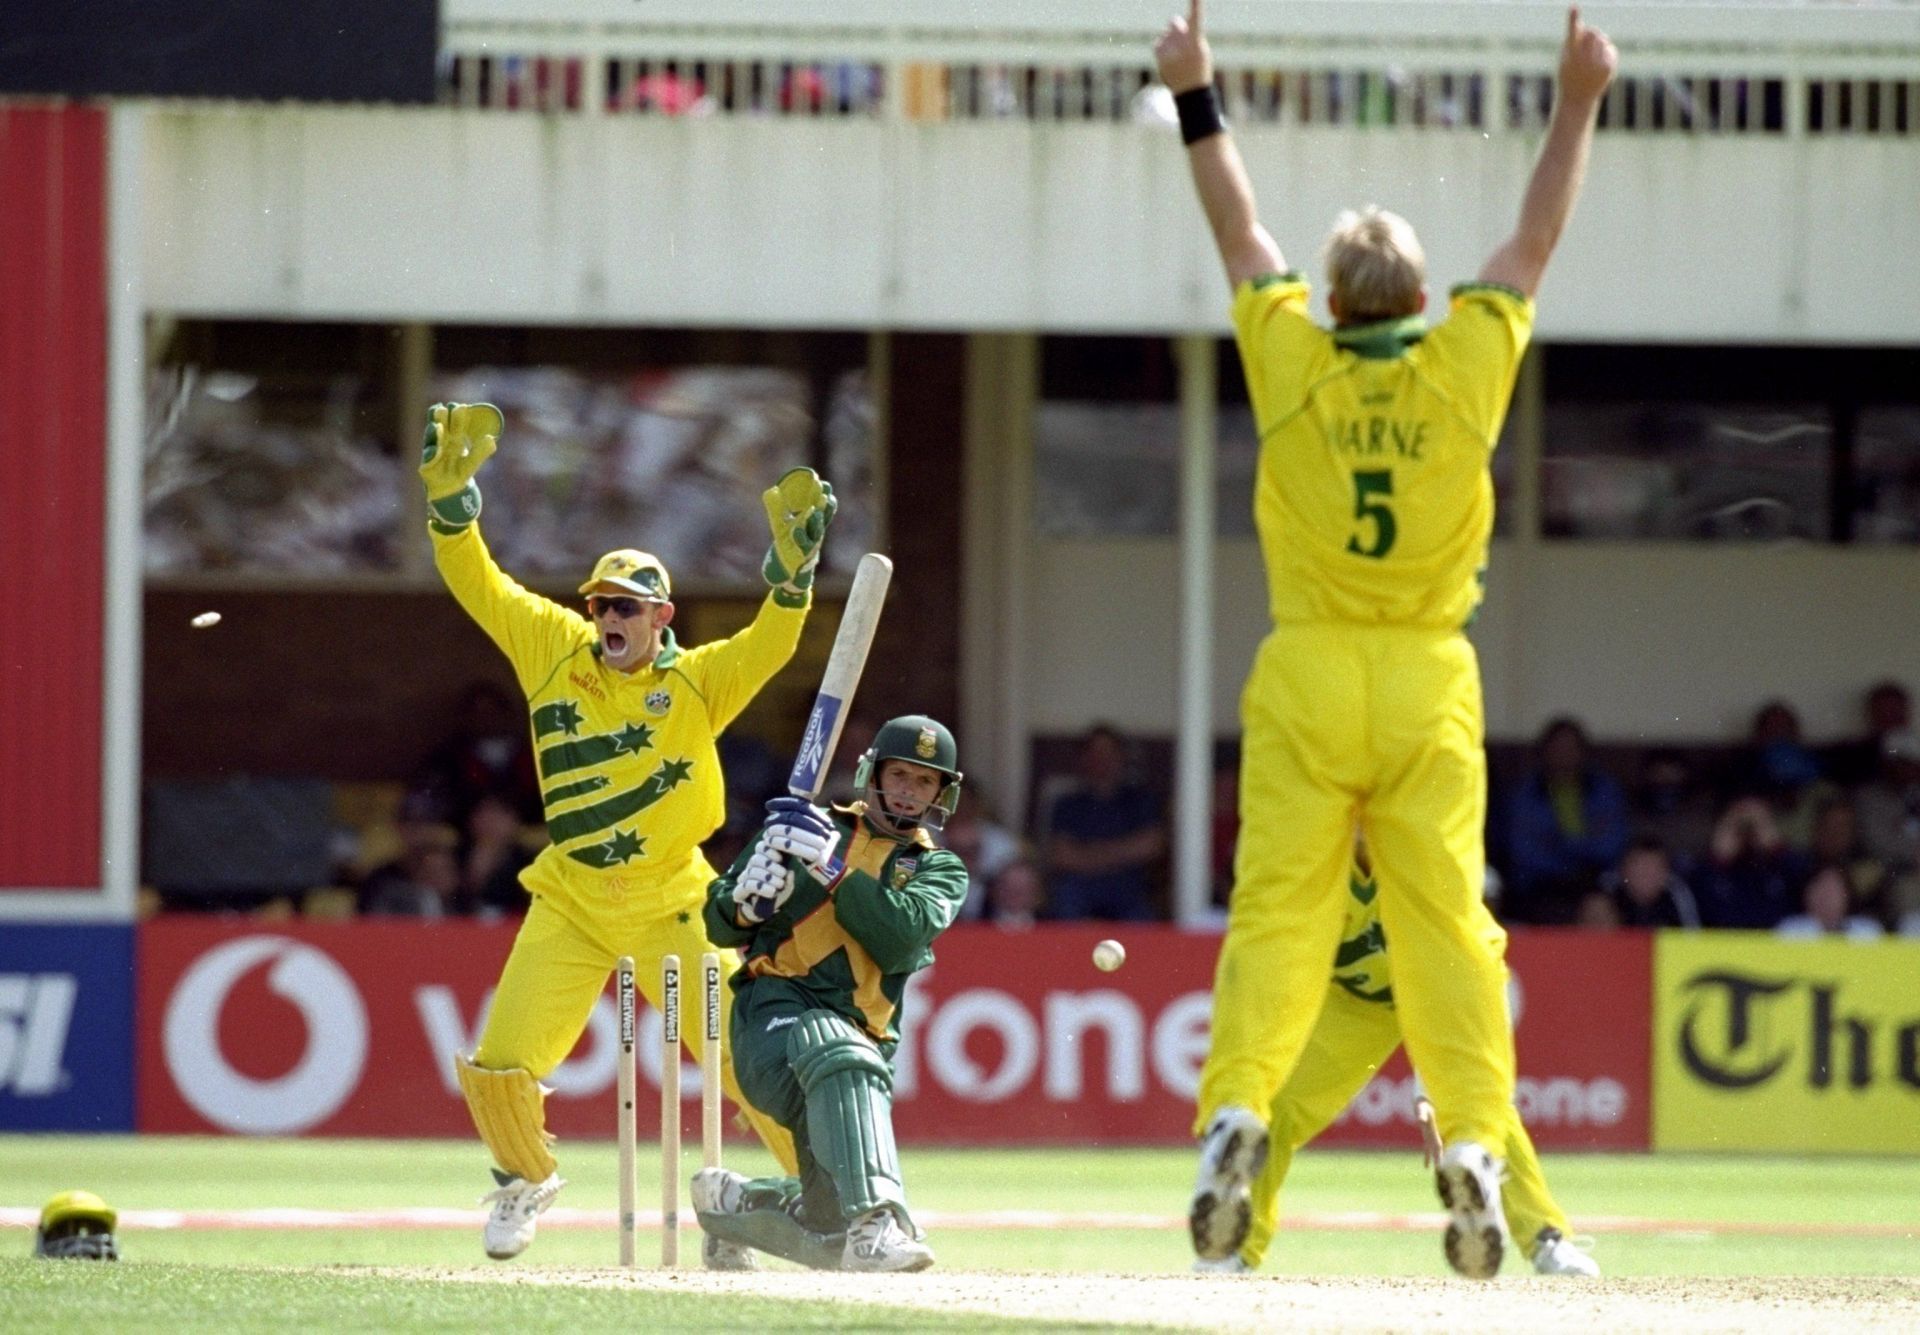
[855,715,963,830]
[34,1190,119,1260]
[578,549,672,602]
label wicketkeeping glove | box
[731,844,795,925]
[761,468,837,609]
[419,402,501,535]
[763,796,843,881]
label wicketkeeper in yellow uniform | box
[1196,859,1598,1278]
[1154,1,1617,1277]
[419,401,829,1260]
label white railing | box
[440,0,1920,136]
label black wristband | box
[1174,84,1226,145]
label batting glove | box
[761,468,837,609]
[763,798,844,883]
[419,402,501,535]
[731,846,794,926]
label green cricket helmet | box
[855,715,963,831]
[34,1190,118,1260]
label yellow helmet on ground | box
[34,1190,119,1260]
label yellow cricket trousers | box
[472,857,796,1173]
[1242,982,1570,1268]
[1199,622,1515,1150]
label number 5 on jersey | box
[1346,469,1396,559]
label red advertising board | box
[137,919,1649,1149]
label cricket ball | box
[1092,938,1126,972]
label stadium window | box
[1034,336,1258,539]
[1849,407,1920,543]
[145,321,876,584]
[1538,345,1920,544]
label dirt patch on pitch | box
[394,1268,1920,1331]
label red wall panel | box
[137,919,1652,1151]
[0,103,108,889]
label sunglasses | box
[587,596,652,619]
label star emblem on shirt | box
[677,911,690,925]
[601,828,645,864]
[656,758,694,789]
[552,701,585,736]
[610,722,654,755]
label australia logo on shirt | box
[644,689,671,717]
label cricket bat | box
[786,552,893,801]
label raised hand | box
[1559,6,1618,105]
[419,402,501,534]
[761,467,837,609]
[1153,0,1213,94]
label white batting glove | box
[731,846,793,926]
[763,797,842,881]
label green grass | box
[2,1136,1917,1329]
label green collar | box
[1332,313,1428,359]
[651,628,680,669]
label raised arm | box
[1479,7,1618,297]
[1154,0,1285,290]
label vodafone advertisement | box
[137,920,1648,1148]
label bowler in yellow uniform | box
[418,401,834,1260]
[1154,0,1617,1276]
[1200,865,1598,1278]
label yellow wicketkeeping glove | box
[761,467,837,608]
[419,402,501,535]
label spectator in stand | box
[1806,795,1890,925]
[1694,795,1807,929]
[1596,837,1702,929]
[460,792,534,920]
[1628,748,1717,875]
[985,860,1045,931]
[1742,700,1836,849]
[361,830,463,919]
[417,680,543,826]
[1573,890,1622,930]
[1853,729,1920,886]
[1504,717,1630,924]
[1776,865,1885,941]
[1827,679,1912,786]
[1044,724,1169,921]
[941,786,1023,921]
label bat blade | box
[787,552,892,801]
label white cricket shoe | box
[1192,1253,1254,1275]
[1189,1105,1268,1262]
[1434,1142,1508,1279]
[691,1168,760,1271]
[479,1170,565,1260]
[842,1206,935,1273]
[1530,1227,1600,1277]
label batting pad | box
[696,1205,844,1271]
[455,1055,558,1183]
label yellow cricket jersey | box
[432,523,805,911]
[1332,868,1509,1007]
[1232,274,1534,629]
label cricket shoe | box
[690,1168,761,1271]
[1434,1142,1508,1279]
[1529,1227,1600,1277]
[479,1170,565,1260]
[842,1206,935,1273]
[1189,1105,1268,1262]
[1192,1253,1254,1275]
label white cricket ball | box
[190,611,222,629]
[1092,939,1126,972]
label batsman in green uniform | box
[692,716,968,1273]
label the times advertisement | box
[1653,932,1920,1154]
